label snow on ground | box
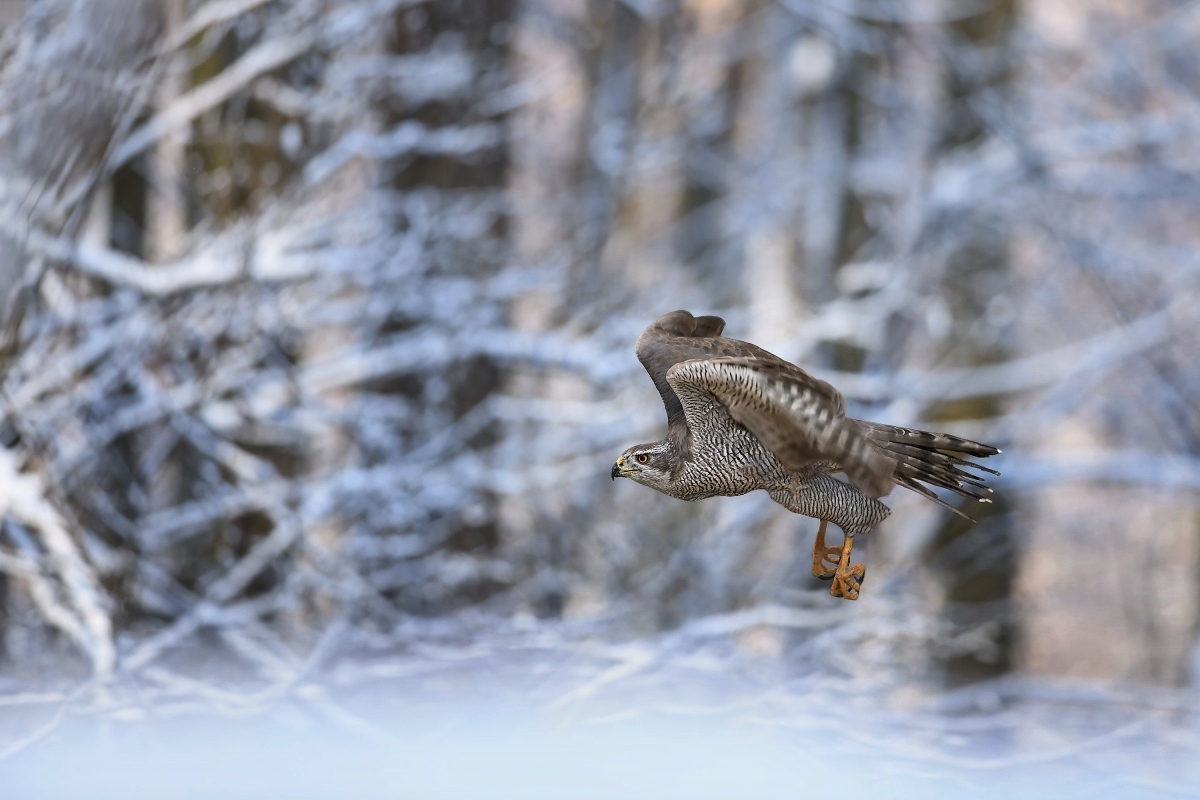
[2,618,1197,799]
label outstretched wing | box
[635,310,733,429]
[666,356,895,499]
[636,309,803,430]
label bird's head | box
[611,441,677,493]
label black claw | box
[818,573,834,581]
[859,568,867,587]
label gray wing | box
[635,309,783,430]
[665,356,895,499]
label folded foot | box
[830,563,865,600]
[828,529,865,601]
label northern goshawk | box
[612,310,1001,600]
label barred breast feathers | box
[666,357,895,499]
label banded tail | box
[856,422,1001,520]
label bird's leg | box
[810,520,841,580]
[829,532,866,601]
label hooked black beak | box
[611,462,621,481]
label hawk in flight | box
[612,310,1001,600]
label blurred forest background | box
[0,0,1199,757]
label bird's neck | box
[661,426,691,477]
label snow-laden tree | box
[0,0,1196,703]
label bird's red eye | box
[636,454,649,464]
